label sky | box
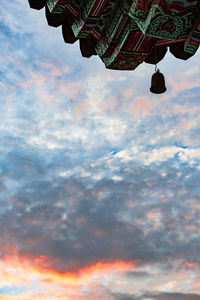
[0,1,200,299]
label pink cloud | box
[73,101,90,119]
[58,81,82,100]
[178,117,199,130]
[194,277,200,289]
[168,76,200,94]
[123,89,133,99]
[130,97,152,117]
[178,259,198,270]
[96,96,119,114]
[146,211,162,219]
[185,225,198,231]
[107,97,118,105]
[39,62,62,77]
[17,72,45,88]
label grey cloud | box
[141,292,200,300]
[0,158,200,272]
[114,292,200,300]
[125,271,151,278]
[1,135,200,273]
[115,294,139,300]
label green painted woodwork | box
[42,0,200,70]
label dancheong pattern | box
[29,0,200,70]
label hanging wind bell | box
[150,66,167,94]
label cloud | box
[0,1,200,299]
[141,292,200,300]
[0,159,200,272]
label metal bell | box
[150,69,167,94]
